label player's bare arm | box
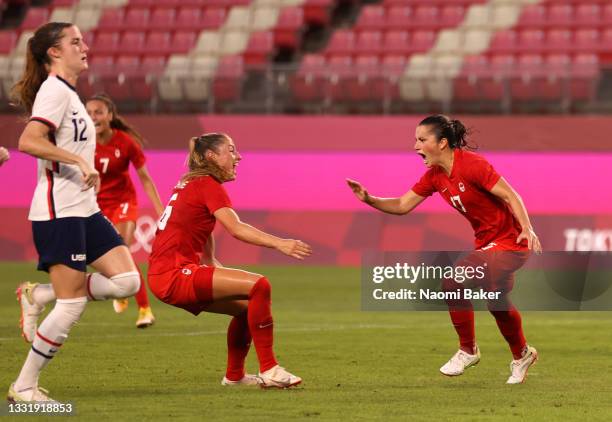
[19,120,98,190]
[347,178,426,215]
[0,146,9,166]
[201,234,223,267]
[136,165,164,216]
[489,177,542,253]
[214,207,312,260]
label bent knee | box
[249,276,271,299]
[111,271,140,297]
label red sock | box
[449,309,476,354]
[247,277,277,373]
[134,266,150,308]
[225,311,251,381]
[444,278,476,354]
[490,306,526,360]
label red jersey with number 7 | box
[149,176,232,275]
[94,129,145,209]
[411,149,527,251]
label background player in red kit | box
[347,115,542,384]
[148,133,312,388]
[86,94,164,328]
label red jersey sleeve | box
[411,169,437,197]
[467,155,501,191]
[200,178,232,214]
[126,135,146,169]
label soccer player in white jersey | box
[7,22,142,403]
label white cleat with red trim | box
[16,282,44,343]
[440,346,481,376]
[259,365,302,389]
[506,345,538,384]
[221,374,261,386]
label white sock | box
[32,284,56,306]
[14,297,87,391]
[87,272,140,301]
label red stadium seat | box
[346,55,380,101]
[123,8,150,30]
[97,8,125,31]
[145,32,171,55]
[89,55,115,76]
[114,55,140,76]
[325,55,353,101]
[92,32,120,55]
[0,30,17,54]
[141,56,166,75]
[303,0,334,26]
[355,31,382,57]
[439,6,465,27]
[274,7,303,49]
[324,30,355,57]
[172,31,196,54]
[575,4,601,26]
[547,4,573,27]
[149,8,176,31]
[570,54,599,100]
[243,31,274,66]
[356,5,386,32]
[517,4,546,28]
[120,32,146,56]
[604,4,612,26]
[413,6,439,28]
[176,7,202,31]
[212,55,244,103]
[380,55,407,100]
[20,8,49,30]
[546,29,572,54]
[518,29,544,53]
[411,31,436,53]
[510,54,544,101]
[201,8,227,29]
[489,30,517,54]
[453,55,489,101]
[573,29,599,53]
[386,6,412,31]
[292,54,327,102]
[383,31,412,56]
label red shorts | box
[99,200,138,225]
[148,264,215,315]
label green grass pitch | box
[1,262,612,421]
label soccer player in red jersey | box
[347,115,542,384]
[86,94,164,328]
[148,133,312,388]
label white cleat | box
[16,282,44,343]
[113,298,129,313]
[258,365,302,389]
[506,345,538,384]
[440,346,481,376]
[7,383,56,402]
[221,374,262,386]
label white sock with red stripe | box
[32,284,56,306]
[13,297,86,391]
[86,272,140,301]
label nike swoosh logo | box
[258,322,273,329]
[441,188,448,192]
[71,111,78,115]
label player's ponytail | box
[11,22,73,114]
[182,133,232,183]
[418,115,477,150]
[88,93,145,146]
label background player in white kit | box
[8,22,142,402]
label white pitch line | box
[0,323,407,343]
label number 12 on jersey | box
[158,193,178,230]
[450,195,467,213]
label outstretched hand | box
[517,228,542,254]
[277,239,312,260]
[346,178,371,204]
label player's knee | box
[55,297,87,330]
[111,271,140,298]
[249,276,271,300]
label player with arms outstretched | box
[86,94,163,328]
[8,22,141,402]
[348,115,542,384]
[148,133,312,388]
